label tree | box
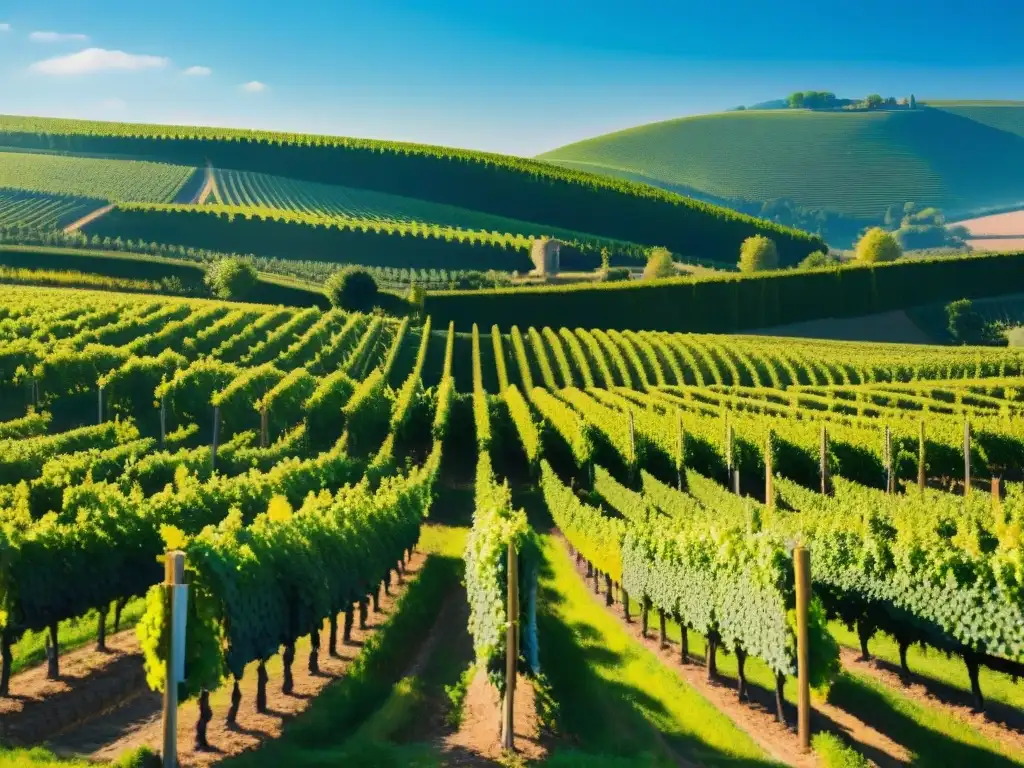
[737,235,779,272]
[600,247,611,273]
[325,266,379,311]
[799,250,838,269]
[865,94,883,109]
[946,299,990,345]
[602,267,631,282]
[854,228,901,264]
[787,92,805,109]
[883,203,902,229]
[909,94,917,109]
[204,258,257,300]
[643,247,677,279]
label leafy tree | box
[854,227,901,264]
[738,235,779,272]
[787,92,805,109]
[600,247,611,273]
[883,204,902,229]
[946,298,1004,346]
[204,258,257,300]
[799,250,838,269]
[909,94,917,109]
[325,266,379,311]
[643,247,677,279]
[865,94,884,109]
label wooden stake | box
[677,410,685,490]
[918,420,926,493]
[502,542,518,751]
[732,468,740,496]
[884,425,893,494]
[964,419,972,497]
[992,476,1002,508]
[163,551,186,768]
[765,429,774,508]
[211,406,221,471]
[819,424,830,496]
[725,417,734,483]
[97,386,104,424]
[260,408,269,449]
[794,546,811,752]
[160,396,167,448]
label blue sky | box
[1,0,1023,156]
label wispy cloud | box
[183,65,212,76]
[31,48,170,75]
[30,31,88,43]
[0,23,11,32]
[241,80,267,93]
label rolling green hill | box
[539,103,1024,222]
[0,114,825,265]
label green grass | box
[10,599,146,675]
[627,602,1024,766]
[536,534,773,766]
[540,104,1024,219]
[0,188,98,229]
[829,622,1024,713]
[0,150,195,203]
[211,169,644,255]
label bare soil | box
[0,629,146,746]
[442,670,545,765]
[46,552,427,767]
[953,209,1024,237]
[558,536,913,768]
[841,648,1024,756]
[193,165,218,205]
[62,204,115,233]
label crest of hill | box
[0,114,824,265]
[538,101,1024,221]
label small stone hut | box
[530,238,561,275]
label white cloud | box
[183,65,212,76]
[241,80,267,93]
[31,48,170,75]
[0,23,11,32]
[30,31,88,43]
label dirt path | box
[841,648,1024,757]
[442,670,544,766]
[47,552,428,767]
[62,203,115,233]
[192,164,218,205]
[0,629,145,746]
[558,536,913,768]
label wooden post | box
[97,386,104,424]
[992,476,1001,508]
[502,541,518,751]
[884,425,893,494]
[963,419,971,497]
[794,546,811,752]
[211,406,221,471]
[260,408,269,448]
[160,396,167,448]
[765,429,774,508]
[163,551,186,768]
[732,468,740,496]
[917,420,926,493]
[677,411,685,491]
[819,424,830,496]
[725,418,734,484]
[628,409,636,468]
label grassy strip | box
[11,599,146,676]
[0,746,156,768]
[537,534,772,766]
[811,733,869,768]
[830,622,1024,713]
[223,528,464,767]
[634,601,1024,766]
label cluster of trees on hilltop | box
[785,91,917,110]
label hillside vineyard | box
[2,282,1023,727]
